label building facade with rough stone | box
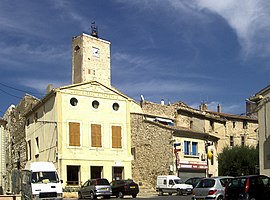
[3,95,39,194]
[130,100,258,189]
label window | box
[184,141,198,156]
[35,137,39,157]
[184,141,190,155]
[91,166,103,179]
[243,121,248,129]
[241,136,245,146]
[112,167,124,180]
[233,121,236,128]
[230,136,234,147]
[91,124,102,147]
[210,120,214,131]
[27,140,31,160]
[69,122,80,146]
[92,100,99,109]
[70,97,78,106]
[112,126,122,148]
[190,120,193,129]
[112,103,120,111]
[67,165,80,185]
[192,142,198,156]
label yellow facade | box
[25,81,138,187]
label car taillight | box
[245,178,250,193]
[208,189,217,195]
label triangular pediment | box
[58,81,130,100]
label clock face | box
[92,47,100,57]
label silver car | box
[78,178,112,199]
[192,176,233,200]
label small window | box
[233,121,236,128]
[243,121,248,129]
[92,100,99,109]
[112,103,120,111]
[74,45,80,52]
[70,98,78,106]
[190,120,193,129]
[230,136,234,147]
[241,136,245,146]
[210,120,214,131]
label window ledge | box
[184,154,200,158]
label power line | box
[0,82,43,95]
[0,88,22,99]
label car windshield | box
[96,179,110,185]
[32,171,59,183]
[228,178,247,189]
[197,179,215,188]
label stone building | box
[247,85,270,176]
[3,94,39,194]
[130,100,258,189]
[0,117,7,194]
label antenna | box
[91,22,98,38]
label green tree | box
[218,145,259,176]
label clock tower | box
[72,27,111,86]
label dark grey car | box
[78,178,112,199]
[192,176,233,200]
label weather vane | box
[91,22,98,38]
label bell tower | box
[72,23,111,86]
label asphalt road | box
[64,194,193,200]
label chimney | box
[161,99,165,105]
[200,103,208,111]
[217,104,222,113]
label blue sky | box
[1,0,270,116]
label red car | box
[110,179,139,198]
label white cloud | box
[193,0,270,57]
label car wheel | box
[118,191,124,198]
[90,192,97,199]
[158,189,163,196]
[132,194,137,198]
[78,192,82,199]
[216,196,224,200]
[177,189,182,196]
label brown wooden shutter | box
[91,124,101,147]
[112,126,121,148]
[69,122,80,146]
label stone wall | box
[4,94,39,194]
[131,113,174,189]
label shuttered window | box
[91,124,102,147]
[69,122,80,146]
[112,126,122,148]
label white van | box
[156,175,193,196]
[21,162,63,200]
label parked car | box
[185,177,204,188]
[110,179,139,198]
[156,175,193,196]
[225,175,270,200]
[78,178,112,199]
[192,176,233,200]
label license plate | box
[130,186,135,188]
[101,188,108,190]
